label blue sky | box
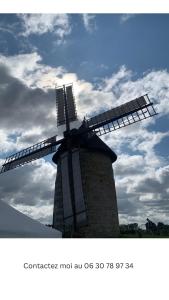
[0,13,169,226]
[2,14,169,81]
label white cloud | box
[18,14,71,43]
[112,130,169,224]
[0,52,65,89]
[82,14,96,33]
[102,65,132,93]
[0,26,15,35]
[120,14,135,24]
[101,66,169,119]
[0,52,41,81]
[0,130,17,153]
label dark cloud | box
[115,164,169,224]
[118,197,141,216]
[134,166,169,195]
[0,64,56,137]
[144,199,169,210]
[0,160,56,207]
[114,162,145,176]
[0,62,64,224]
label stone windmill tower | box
[0,84,157,238]
[52,129,119,238]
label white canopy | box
[0,200,62,238]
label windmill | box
[0,83,157,238]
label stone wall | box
[78,149,119,237]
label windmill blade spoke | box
[0,135,63,173]
[86,95,157,136]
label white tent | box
[0,200,62,238]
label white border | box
[0,0,169,13]
[0,239,169,299]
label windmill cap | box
[52,132,117,164]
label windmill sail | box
[87,96,147,127]
[0,135,63,173]
[86,94,157,136]
[56,87,65,126]
[56,84,77,126]
[66,85,77,122]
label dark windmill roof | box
[52,129,117,164]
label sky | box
[0,13,169,227]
